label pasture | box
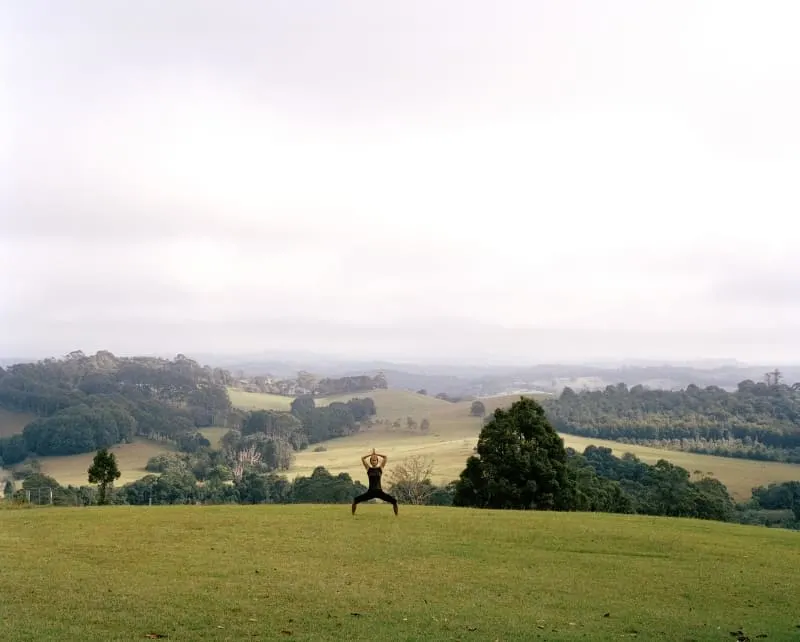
[0,505,798,641]
[33,439,175,487]
[226,388,294,411]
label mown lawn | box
[1,505,798,641]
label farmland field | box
[0,505,798,641]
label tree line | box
[452,397,799,530]
[543,379,800,463]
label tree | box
[3,479,13,498]
[470,400,486,417]
[420,418,431,432]
[88,448,121,505]
[453,397,575,510]
[388,455,436,505]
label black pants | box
[353,487,397,506]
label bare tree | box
[387,455,436,505]
[232,444,263,482]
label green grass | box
[0,506,798,641]
[0,408,34,437]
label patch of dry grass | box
[33,439,175,487]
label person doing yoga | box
[351,448,398,516]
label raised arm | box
[376,453,388,468]
[361,453,371,470]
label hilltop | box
[1,505,798,641]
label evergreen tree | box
[88,448,121,505]
[453,397,575,510]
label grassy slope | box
[0,505,798,641]
[226,388,294,411]
[280,390,800,500]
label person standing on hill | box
[352,448,398,516]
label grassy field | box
[227,388,294,411]
[0,408,34,437]
[0,505,798,641]
[32,439,175,487]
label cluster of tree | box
[129,456,454,506]
[313,374,387,395]
[195,396,378,478]
[0,351,231,465]
[234,371,388,397]
[736,481,800,529]
[288,396,375,444]
[434,392,473,403]
[4,460,453,507]
[543,380,800,463]
[385,416,430,432]
[470,400,486,417]
[452,397,788,527]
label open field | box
[227,387,456,417]
[226,388,294,411]
[29,439,175,487]
[1,505,798,641]
[0,408,34,437]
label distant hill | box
[0,350,232,467]
[192,351,800,397]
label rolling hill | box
[16,387,800,501]
[264,389,800,501]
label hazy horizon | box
[3,1,799,363]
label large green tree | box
[453,397,575,510]
[88,448,121,505]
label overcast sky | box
[1,1,798,365]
